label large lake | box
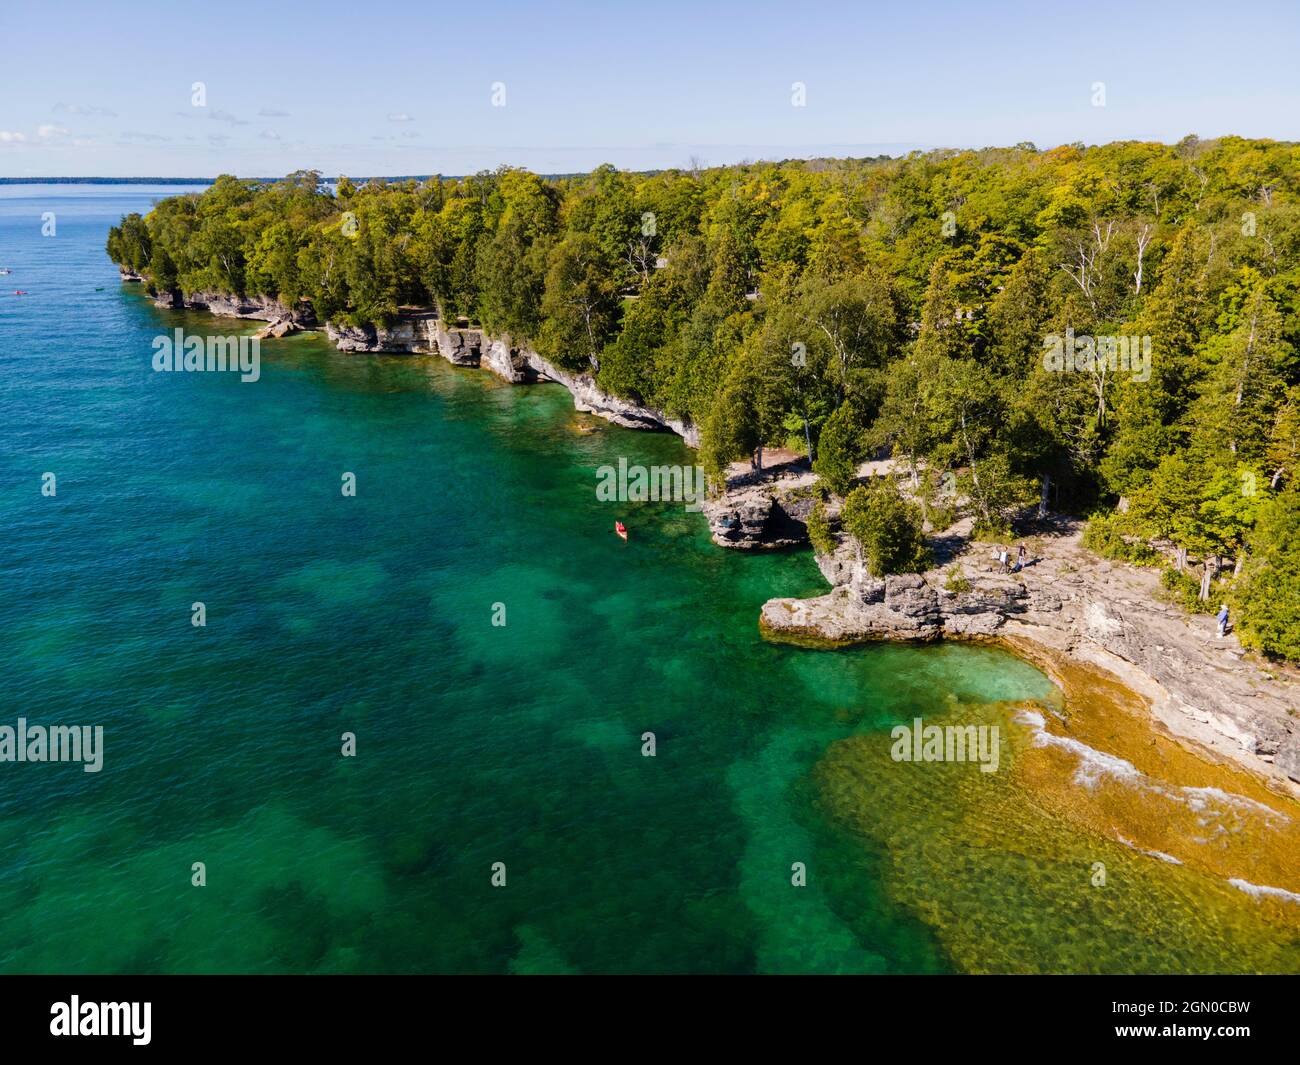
[0,185,1295,973]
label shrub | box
[1158,567,1218,615]
[1231,491,1300,661]
[971,517,1013,541]
[806,498,837,555]
[943,566,972,594]
[1082,512,1160,565]
[841,479,931,576]
[812,402,862,496]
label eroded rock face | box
[319,310,702,443]
[435,323,482,366]
[253,318,300,340]
[521,353,702,446]
[482,339,537,384]
[816,539,859,587]
[157,290,316,326]
[701,480,816,550]
[1277,737,1300,783]
[159,296,708,450]
[885,573,942,626]
[761,568,1027,644]
[325,311,438,353]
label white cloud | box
[387,112,414,122]
[260,130,281,140]
[37,124,71,140]
[0,131,27,143]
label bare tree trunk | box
[1198,554,1219,602]
[1037,474,1051,519]
[1233,552,1246,578]
[1134,222,1153,294]
[1175,545,1187,572]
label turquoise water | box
[0,185,1066,973]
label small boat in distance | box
[615,521,628,541]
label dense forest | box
[107,138,1300,659]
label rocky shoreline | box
[133,279,1300,791]
[143,287,703,446]
[761,517,1300,791]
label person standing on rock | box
[999,547,1009,573]
[1016,543,1027,572]
[1216,603,1229,638]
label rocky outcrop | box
[154,294,705,448]
[701,476,817,549]
[522,352,701,447]
[483,338,539,384]
[119,267,147,283]
[1279,739,1300,784]
[253,318,301,340]
[760,569,1023,644]
[763,520,1300,789]
[325,310,438,353]
[435,322,483,367]
[155,289,316,325]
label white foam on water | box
[1111,833,1183,866]
[1014,711,1291,830]
[1228,878,1300,905]
[1181,786,1289,824]
[1014,708,1145,789]
[1145,849,1183,865]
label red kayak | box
[615,521,628,541]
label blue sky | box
[1,0,1297,176]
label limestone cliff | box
[153,288,316,326]
[149,291,701,447]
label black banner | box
[0,974,1294,1052]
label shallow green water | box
[2,186,1288,974]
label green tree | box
[1231,490,1300,660]
[841,478,931,575]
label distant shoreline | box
[0,173,588,185]
[0,177,216,185]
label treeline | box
[107,138,1300,658]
